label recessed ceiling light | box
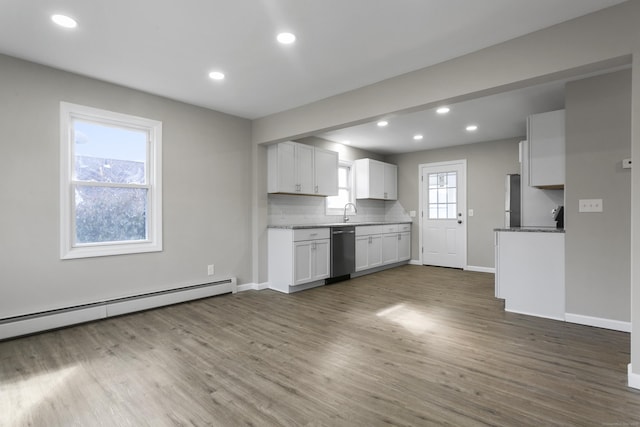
[277,32,296,44]
[413,134,423,140]
[377,120,388,127]
[436,107,450,115]
[343,140,351,145]
[466,125,478,132]
[51,14,77,29]
[208,71,225,80]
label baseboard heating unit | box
[0,278,237,341]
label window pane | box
[438,205,447,218]
[338,167,348,187]
[429,206,438,219]
[429,189,438,203]
[438,188,447,203]
[447,172,456,188]
[447,188,457,203]
[428,174,437,188]
[73,119,147,184]
[75,186,148,244]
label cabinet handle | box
[398,234,401,241]
[384,192,388,199]
[315,185,318,193]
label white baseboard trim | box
[409,260,421,266]
[465,265,495,274]
[236,282,270,292]
[629,364,640,390]
[505,308,565,322]
[565,313,631,332]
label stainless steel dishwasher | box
[329,225,355,282]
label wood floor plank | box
[1,265,639,426]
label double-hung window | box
[326,161,355,215]
[60,102,162,259]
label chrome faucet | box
[343,202,357,222]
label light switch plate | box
[579,199,603,213]
[409,210,416,218]
[468,209,474,217]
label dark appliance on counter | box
[328,225,355,283]
[552,206,564,229]
[505,174,521,228]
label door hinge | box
[421,247,424,253]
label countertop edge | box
[269,221,413,229]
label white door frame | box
[419,159,468,268]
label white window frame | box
[326,160,355,216]
[60,102,162,259]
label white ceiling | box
[317,80,567,154]
[0,0,626,123]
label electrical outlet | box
[579,199,603,213]
[207,264,214,276]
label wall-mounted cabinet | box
[528,110,565,189]
[354,158,397,200]
[268,141,338,196]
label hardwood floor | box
[1,265,638,426]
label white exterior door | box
[420,160,467,269]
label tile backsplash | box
[268,194,411,225]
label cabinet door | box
[268,142,297,193]
[369,160,385,199]
[384,163,397,200]
[368,235,383,268]
[312,239,331,280]
[314,148,338,196]
[293,241,313,286]
[382,233,399,264]
[296,143,315,194]
[528,110,565,188]
[355,236,370,271]
[398,232,411,261]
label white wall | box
[0,54,253,319]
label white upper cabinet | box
[268,141,338,196]
[528,109,565,189]
[354,158,398,200]
[313,146,339,196]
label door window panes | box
[428,171,457,219]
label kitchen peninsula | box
[494,227,565,320]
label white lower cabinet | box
[293,239,330,286]
[356,223,411,273]
[495,230,565,320]
[398,231,411,261]
[269,228,330,293]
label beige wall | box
[0,54,253,318]
[387,138,520,268]
[565,69,631,323]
